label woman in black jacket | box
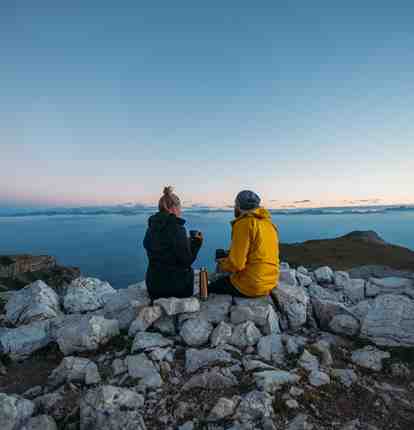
[143,186,203,300]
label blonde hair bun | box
[159,186,181,212]
[163,186,174,196]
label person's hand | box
[192,231,203,245]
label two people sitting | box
[143,186,280,300]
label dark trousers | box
[146,266,194,300]
[208,276,247,297]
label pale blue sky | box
[1,1,413,208]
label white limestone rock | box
[154,297,200,316]
[236,390,274,419]
[63,277,116,313]
[185,348,235,373]
[180,318,213,346]
[242,358,276,372]
[126,354,162,388]
[365,277,414,298]
[314,266,334,284]
[279,269,297,286]
[230,303,280,335]
[360,294,414,347]
[207,397,236,421]
[287,414,313,430]
[311,296,354,330]
[334,271,351,289]
[80,385,145,430]
[257,334,285,365]
[344,279,366,303]
[183,367,238,390]
[153,315,177,336]
[5,281,60,325]
[0,320,52,361]
[112,358,127,376]
[131,332,173,352]
[210,321,233,347]
[0,393,35,430]
[272,282,309,330]
[298,350,319,372]
[329,314,360,336]
[331,368,358,387]
[297,272,313,288]
[254,370,300,392]
[351,346,390,371]
[128,306,162,336]
[49,356,101,387]
[103,284,151,330]
[308,370,330,387]
[21,415,57,430]
[297,266,308,275]
[311,339,333,367]
[194,294,233,324]
[230,321,262,349]
[284,335,307,356]
[55,315,119,355]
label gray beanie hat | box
[235,190,261,210]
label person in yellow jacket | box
[209,190,280,297]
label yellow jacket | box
[219,208,279,297]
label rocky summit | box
[1,265,414,430]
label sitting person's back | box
[143,187,202,300]
[210,190,279,297]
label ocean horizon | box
[1,206,413,289]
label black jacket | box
[143,211,201,299]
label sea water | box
[0,209,413,288]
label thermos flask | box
[199,267,208,301]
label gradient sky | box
[1,1,413,209]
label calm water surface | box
[0,211,413,288]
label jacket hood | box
[232,207,272,224]
[148,211,185,231]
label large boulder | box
[351,346,390,371]
[0,393,35,430]
[63,277,116,313]
[183,367,238,390]
[343,279,366,303]
[103,283,151,330]
[279,268,297,286]
[5,280,60,325]
[0,321,52,361]
[314,266,334,284]
[126,354,162,388]
[272,282,309,330]
[153,297,200,316]
[329,314,360,336]
[185,348,235,373]
[180,294,233,324]
[210,321,233,347]
[49,356,101,387]
[311,296,355,330]
[254,370,300,392]
[131,332,173,352]
[54,315,120,355]
[230,321,262,349]
[360,294,414,347]
[180,318,213,346]
[236,390,274,420]
[80,385,145,430]
[257,334,285,365]
[365,277,414,298]
[128,306,162,336]
[21,415,57,430]
[230,302,280,335]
